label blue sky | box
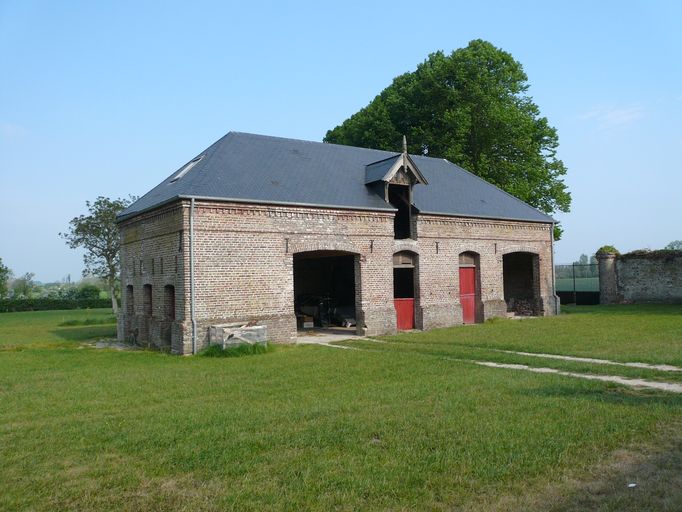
[1,0,681,282]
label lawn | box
[1,305,682,511]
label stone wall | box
[118,199,557,354]
[598,251,682,304]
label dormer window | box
[364,136,427,240]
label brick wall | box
[599,251,682,304]
[118,199,557,354]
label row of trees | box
[1,197,133,313]
[0,259,110,301]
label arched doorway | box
[393,251,417,330]
[293,250,361,334]
[459,252,480,324]
[503,252,541,316]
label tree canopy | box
[325,40,571,237]
[0,258,12,298]
[60,196,134,313]
[665,240,682,250]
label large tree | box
[11,272,36,298]
[61,196,133,313]
[0,258,12,298]
[665,240,682,250]
[325,39,571,237]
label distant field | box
[2,305,682,511]
[0,308,115,348]
[556,277,599,292]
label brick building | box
[117,132,558,354]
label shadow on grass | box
[561,304,682,316]
[50,325,117,342]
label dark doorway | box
[503,252,540,316]
[393,251,416,330]
[388,184,412,239]
[293,251,358,332]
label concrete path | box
[296,329,363,349]
[492,349,682,372]
[472,361,682,394]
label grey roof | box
[119,131,554,224]
[365,155,401,184]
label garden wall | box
[598,251,682,304]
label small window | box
[169,156,203,183]
[393,251,416,268]
[459,252,477,267]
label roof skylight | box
[170,155,204,183]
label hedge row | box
[0,298,113,313]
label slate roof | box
[118,131,555,224]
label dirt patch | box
[477,422,682,511]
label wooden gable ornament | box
[364,136,428,187]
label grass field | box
[1,305,682,511]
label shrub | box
[596,245,620,256]
[76,284,102,300]
[199,343,272,358]
[0,298,112,313]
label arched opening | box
[459,251,481,324]
[503,252,541,316]
[293,250,360,335]
[393,251,417,330]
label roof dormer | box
[365,137,426,240]
[364,136,428,187]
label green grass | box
[58,315,117,327]
[0,308,116,349]
[1,305,682,510]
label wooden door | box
[394,298,415,330]
[459,267,476,324]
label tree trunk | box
[110,284,118,314]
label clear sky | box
[1,0,681,282]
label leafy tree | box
[12,272,36,298]
[60,196,134,313]
[665,240,682,250]
[325,39,571,239]
[0,258,11,298]
[76,283,102,300]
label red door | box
[394,298,415,330]
[459,267,476,324]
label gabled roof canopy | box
[118,131,555,224]
[365,153,428,186]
